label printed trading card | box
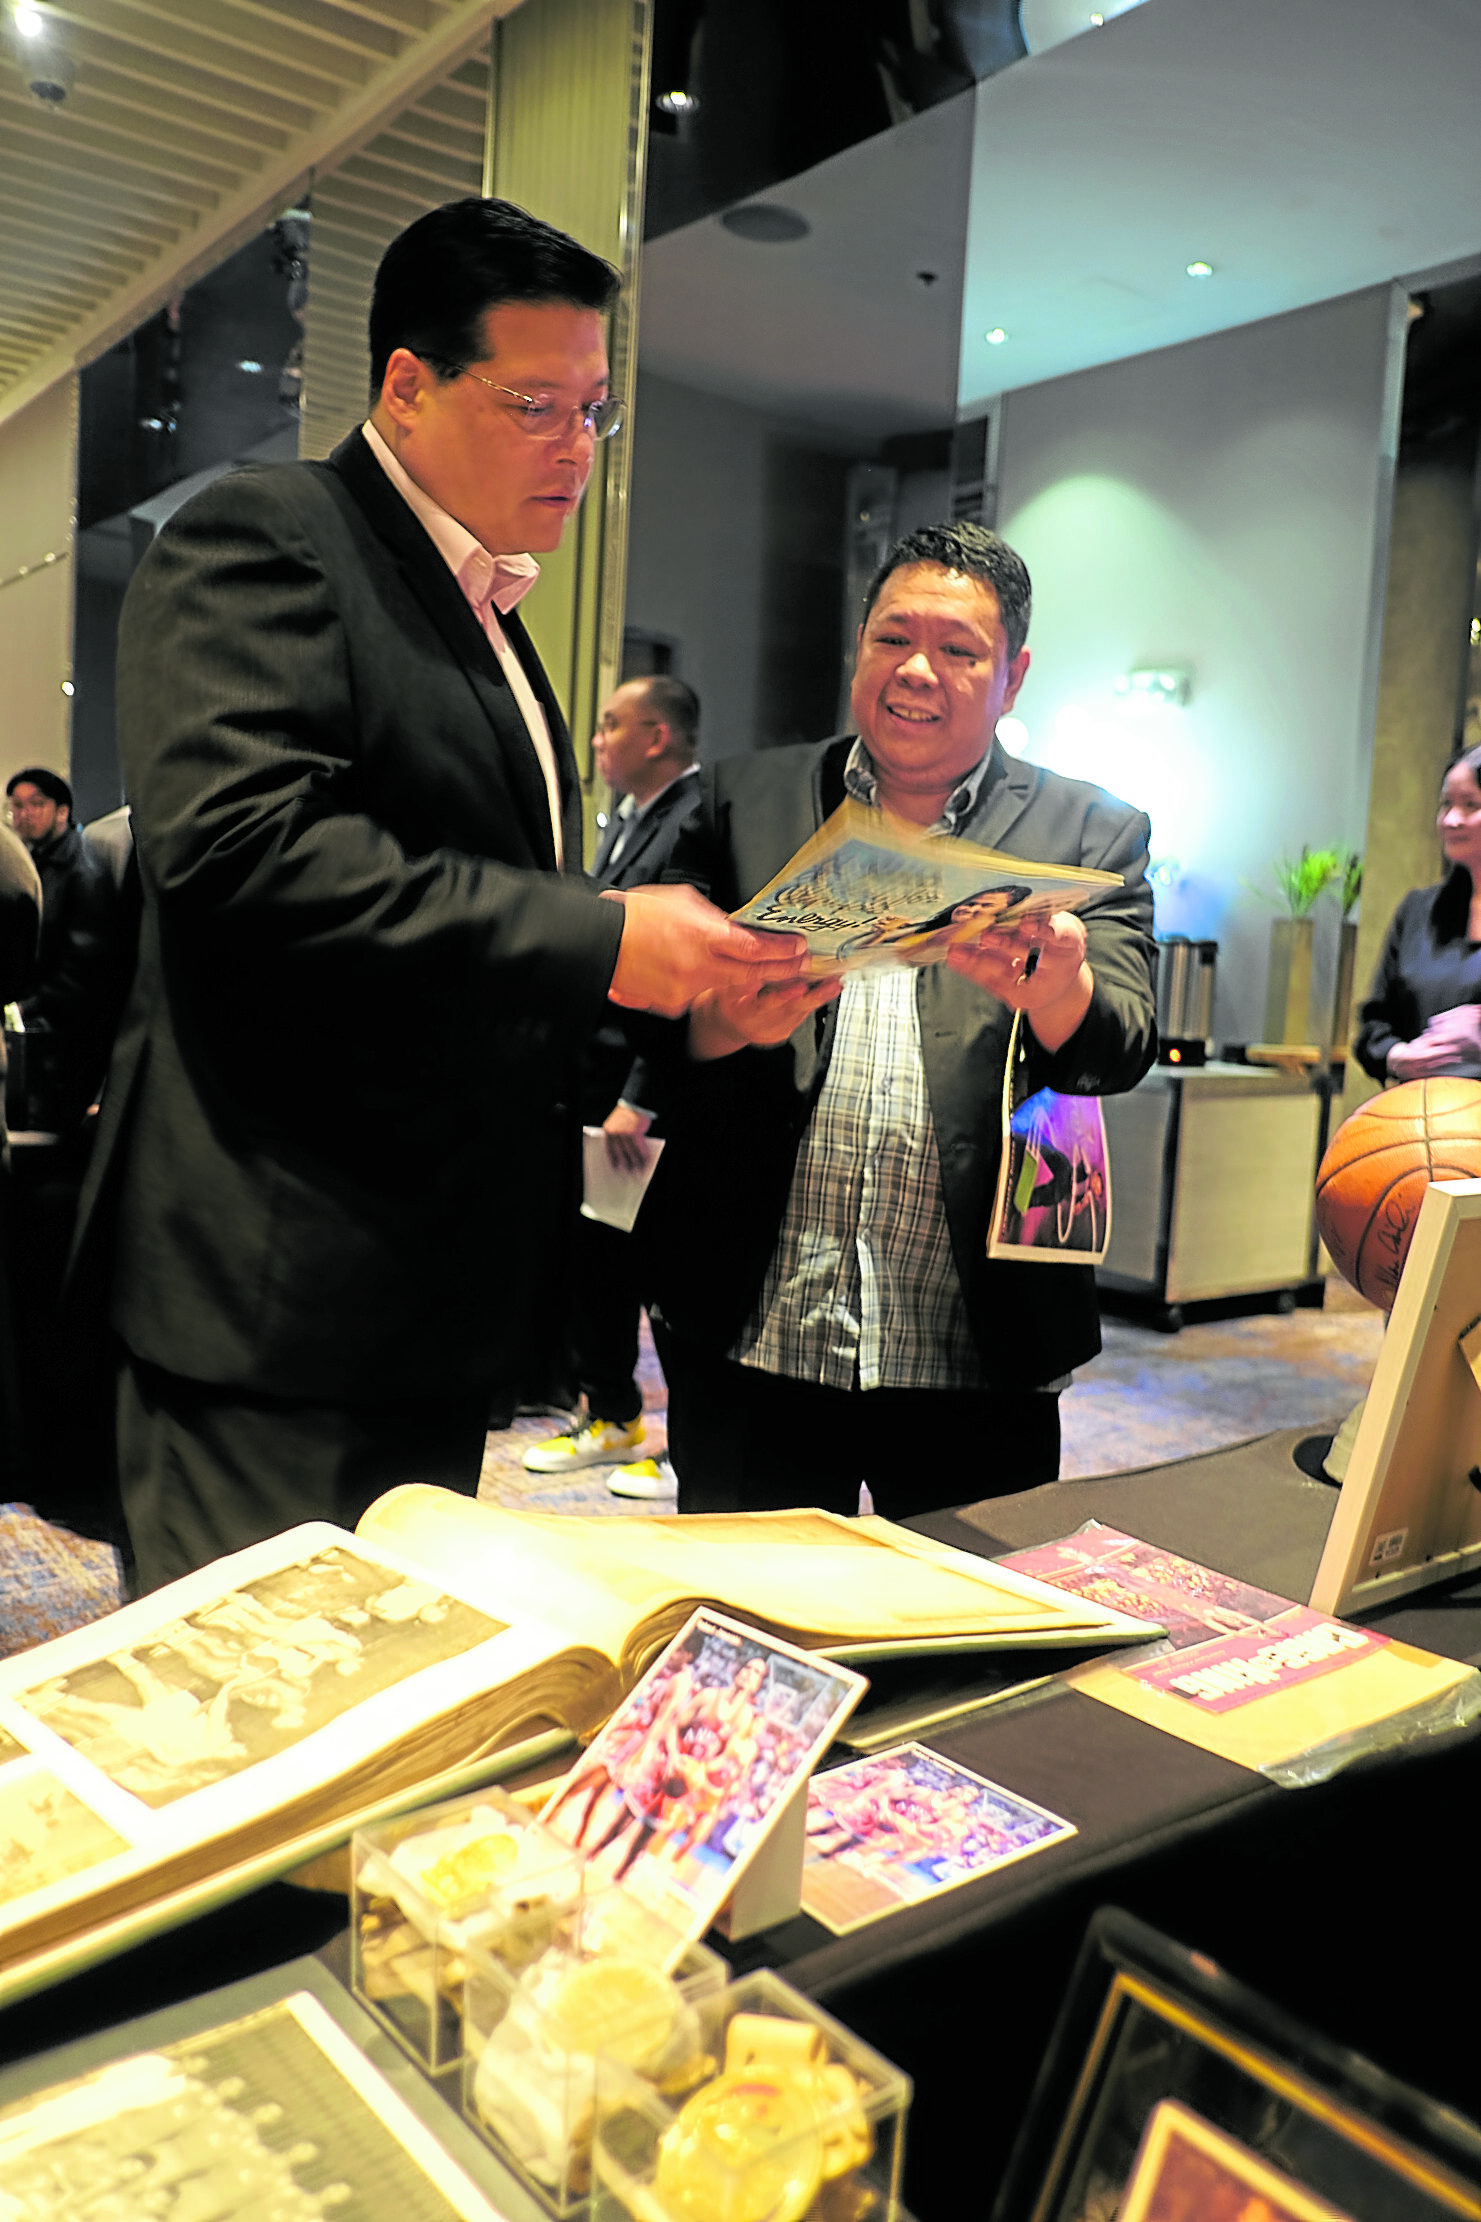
[540,1609,863,1942]
[800,1741,1075,1934]
[1120,2098,1354,2222]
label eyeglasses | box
[459,370,624,442]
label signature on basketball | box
[1370,1195,1411,1292]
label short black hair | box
[6,765,72,812]
[862,521,1032,659]
[369,197,620,391]
[638,675,700,753]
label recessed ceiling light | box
[985,327,1008,345]
[1186,260,1214,279]
[60,680,74,697]
[14,5,45,37]
[236,359,264,374]
[1089,11,1105,23]
[655,89,698,116]
[720,203,810,244]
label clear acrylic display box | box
[461,1886,728,2217]
[351,1785,585,2074]
[590,1967,911,2222]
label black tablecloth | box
[2,1431,1478,2217]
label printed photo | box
[989,1086,1111,1263]
[801,1743,1075,1933]
[1121,2099,1355,2222]
[0,1768,129,1912]
[0,1991,504,2220]
[541,1610,862,1939]
[16,1548,506,1809]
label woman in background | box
[1356,744,1481,1082]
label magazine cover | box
[987,1014,1112,1265]
[801,1742,1074,1933]
[730,799,1121,974]
[540,1609,863,1942]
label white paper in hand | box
[581,1127,665,1233]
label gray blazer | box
[637,735,1157,1388]
[84,429,624,1402]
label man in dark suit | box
[86,198,802,1589]
[523,675,700,1485]
[637,520,1158,1519]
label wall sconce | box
[1114,667,1192,709]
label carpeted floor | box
[481,1280,1385,1509]
[0,1504,129,1660]
[0,1281,1385,1659]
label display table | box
[1097,1063,1337,1325]
[0,1435,1476,2217]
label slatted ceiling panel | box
[297,50,489,458]
[0,0,520,426]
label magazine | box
[729,799,1121,974]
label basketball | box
[1314,1077,1481,1309]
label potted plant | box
[1262,845,1341,1043]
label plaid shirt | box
[733,742,1000,1392]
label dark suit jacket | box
[85,428,625,1403]
[583,767,701,1122]
[637,736,1157,1390]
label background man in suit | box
[636,520,1158,1519]
[5,768,122,1135]
[524,675,700,1487]
[88,198,803,1590]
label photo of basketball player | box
[539,1611,862,1940]
[801,1742,1075,1933]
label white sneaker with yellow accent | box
[607,1455,678,1500]
[521,1416,645,1474]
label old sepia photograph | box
[14,1549,507,1809]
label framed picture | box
[1311,1179,1481,1616]
[991,1908,1481,2222]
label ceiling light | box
[985,327,1008,345]
[14,5,45,36]
[655,90,698,117]
[720,204,810,245]
[236,359,264,374]
[60,680,74,697]
[1186,260,1214,279]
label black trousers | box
[574,1211,644,1427]
[652,1322,1060,1520]
[116,1351,488,1593]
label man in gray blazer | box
[87,198,801,1589]
[636,521,1158,1519]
